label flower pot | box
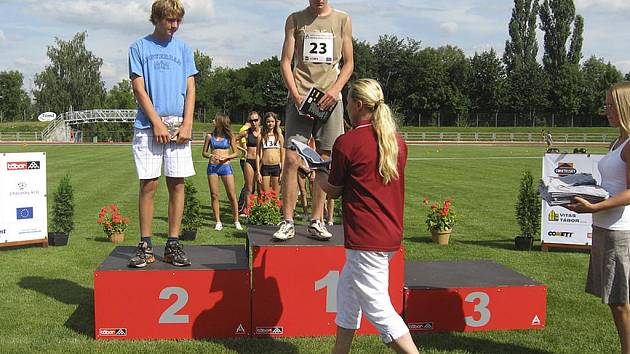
[431,229,451,245]
[48,232,68,246]
[515,236,534,251]
[108,232,125,244]
[181,229,197,241]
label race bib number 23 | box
[303,32,333,63]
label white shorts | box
[335,249,409,343]
[132,128,195,179]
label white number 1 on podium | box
[315,271,339,313]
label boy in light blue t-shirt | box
[128,0,198,268]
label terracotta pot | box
[108,232,125,244]
[431,228,451,245]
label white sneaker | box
[308,220,332,240]
[273,220,295,241]
[235,221,243,231]
[214,222,223,231]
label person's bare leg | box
[139,178,159,237]
[280,149,301,220]
[298,174,309,216]
[262,175,271,192]
[208,175,221,224]
[165,176,184,238]
[332,326,355,354]
[326,197,335,224]
[388,333,420,354]
[610,304,630,354]
[271,176,280,195]
[221,174,239,223]
[311,150,330,221]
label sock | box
[310,219,319,225]
[141,236,152,248]
[285,219,294,224]
[167,236,178,244]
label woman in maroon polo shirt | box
[315,79,419,354]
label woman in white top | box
[567,82,630,354]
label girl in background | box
[202,113,242,231]
[237,111,261,213]
[257,112,284,194]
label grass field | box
[0,142,618,353]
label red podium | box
[248,225,404,337]
[404,260,547,332]
[94,245,250,340]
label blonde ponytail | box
[349,79,400,184]
[610,82,630,135]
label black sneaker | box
[164,240,192,267]
[128,241,156,268]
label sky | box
[1,0,629,91]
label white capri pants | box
[335,249,410,343]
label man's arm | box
[280,15,303,108]
[131,74,170,144]
[176,76,196,144]
[319,16,354,110]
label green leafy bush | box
[515,170,541,238]
[51,175,75,234]
[182,179,202,231]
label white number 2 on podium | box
[159,287,190,324]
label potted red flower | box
[97,205,129,243]
[244,191,283,225]
[424,197,456,245]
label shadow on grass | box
[18,276,93,337]
[457,239,518,251]
[414,332,552,354]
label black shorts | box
[261,164,281,177]
[246,158,257,172]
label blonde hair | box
[610,82,630,134]
[150,0,185,25]
[349,79,400,184]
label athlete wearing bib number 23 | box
[276,0,354,242]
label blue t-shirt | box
[128,35,198,129]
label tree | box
[539,0,584,115]
[351,38,376,81]
[0,70,30,121]
[194,50,214,122]
[469,49,506,113]
[580,56,623,118]
[104,79,136,109]
[503,0,539,72]
[539,0,583,75]
[33,31,106,115]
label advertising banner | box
[0,153,47,245]
[541,153,603,247]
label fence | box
[411,112,606,128]
[0,131,616,144]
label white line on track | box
[408,156,541,161]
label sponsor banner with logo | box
[541,153,604,246]
[0,153,47,244]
